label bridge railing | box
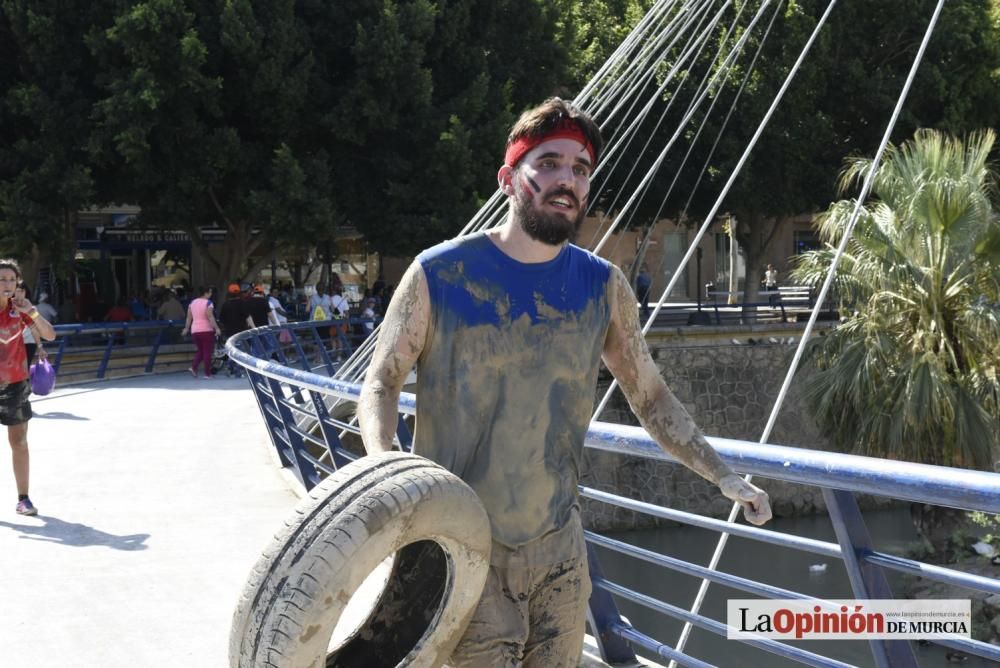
[48,320,189,382]
[41,315,380,384]
[649,287,836,327]
[228,322,1000,668]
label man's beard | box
[512,186,585,246]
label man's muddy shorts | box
[0,380,32,426]
[448,550,591,668]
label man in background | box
[244,285,271,329]
[156,290,185,321]
[268,287,288,326]
[218,284,249,376]
[635,263,652,318]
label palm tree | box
[792,129,999,474]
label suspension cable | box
[608,0,766,266]
[634,0,782,298]
[592,0,775,256]
[593,0,738,251]
[668,1,947,663]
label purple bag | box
[29,358,56,396]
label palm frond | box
[797,129,999,470]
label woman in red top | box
[0,259,56,516]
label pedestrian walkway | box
[0,372,298,667]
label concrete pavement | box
[0,371,652,668]
[0,372,298,667]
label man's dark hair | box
[506,97,603,165]
[0,259,22,278]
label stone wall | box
[580,335,896,531]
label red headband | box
[504,118,596,168]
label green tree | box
[87,0,328,289]
[724,0,1000,301]
[791,129,999,471]
[316,0,577,255]
[84,0,582,288]
[0,2,112,284]
[555,0,656,90]
[605,0,1000,302]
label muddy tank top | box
[415,232,612,553]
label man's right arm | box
[358,261,430,454]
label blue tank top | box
[415,232,613,551]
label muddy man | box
[359,97,772,667]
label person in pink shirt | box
[181,286,221,378]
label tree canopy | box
[0,0,592,286]
[84,0,581,285]
[593,0,1000,297]
[0,1,115,277]
[1,0,998,290]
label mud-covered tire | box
[230,451,491,668]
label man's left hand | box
[718,474,772,526]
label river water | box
[592,508,992,667]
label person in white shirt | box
[329,285,352,360]
[764,264,779,306]
[308,284,332,319]
[35,293,58,323]
[268,287,288,325]
[360,297,377,340]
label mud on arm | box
[358,261,430,454]
[601,268,771,525]
[601,267,733,484]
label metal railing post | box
[395,413,413,452]
[51,329,73,373]
[290,329,311,373]
[263,331,306,406]
[262,372,318,490]
[146,324,166,372]
[245,368,295,470]
[823,488,918,668]
[97,329,116,378]
[247,334,319,489]
[585,543,639,664]
[308,323,337,375]
[308,393,353,469]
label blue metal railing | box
[42,315,381,383]
[48,320,188,381]
[228,322,1000,668]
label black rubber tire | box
[230,451,491,668]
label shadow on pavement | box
[33,411,90,421]
[29,386,106,403]
[0,515,149,550]
[67,371,254,393]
